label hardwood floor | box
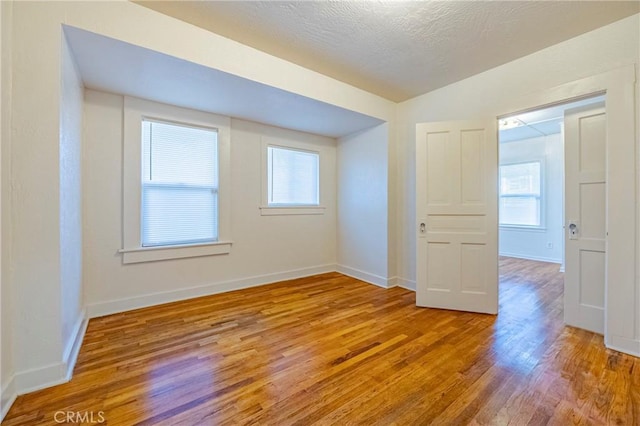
[3,257,639,425]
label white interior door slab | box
[416,120,498,314]
[564,102,606,334]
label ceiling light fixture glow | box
[499,118,525,130]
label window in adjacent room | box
[499,161,542,227]
[121,96,231,263]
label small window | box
[267,146,319,206]
[499,161,542,227]
[141,119,218,247]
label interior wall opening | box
[498,94,606,335]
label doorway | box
[498,95,606,334]
[415,66,636,355]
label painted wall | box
[1,0,15,419]
[499,133,564,264]
[4,0,392,397]
[396,14,639,289]
[10,0,65,389]
[83,90,337,315]
[59,34,84,361]
[337,123,389,286]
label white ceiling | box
[499,95,605,143]
[135,1,640,102]
[64,26,383,138]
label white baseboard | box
[13,362,67,396]
[5,263,403,413]
[397,277,416,291]
[499,252,562,264]
[87,264,336,318]
[2,310,88,420]
[63,310,88,380]
[335,264,390,288]
[1,374,17,422]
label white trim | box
[499,252,562,264]
[86,264,336,318]
[120,241,232,264]
[397,278,417,291]
[1,375,17,422]
[259,206,325,216]
[386,276,399,288]
[10,310,88,398]
[13,362,67,396]
[335,264,390,288]
[63,310,88,381]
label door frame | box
[494,65,636,356]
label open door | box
[416,120,498,314]
[564,102,606,334]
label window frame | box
[499,159,545,230]
[121,96,232,264]
[260,138,325,216]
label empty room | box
[1,1,639,425]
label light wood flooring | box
[3,257,639,425]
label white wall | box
[396,14,639,289]
[10,0,66,391]
[499,133,564,264]
[397,14,639,357]
[2,0,392,399]
[83,90,337,315]
[1,0,15,420]
[337,123,389,286]
[59,34,84,363]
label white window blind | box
[499,161,542,227]
[268,146,319,206]
[141,119,218,247]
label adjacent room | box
[1,1,639,424]
[498,95,607,336]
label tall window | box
[141,119,218,247]
[267,146,319,206]
[499,161,542,227]
[122,97,231,264]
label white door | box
[415,120,498,314]
[564,102,606,334]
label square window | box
[267,146,319,206]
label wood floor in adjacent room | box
[4,257,639,425]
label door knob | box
[568,221,579,240]
[420,223,426,234]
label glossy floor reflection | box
[4,258,638,425]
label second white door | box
[564,102,606,335]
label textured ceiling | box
[135,1,640,102]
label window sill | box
[119,241,232,264]
[259,206,326,216]
[499,225,546,233]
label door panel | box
[564,102,606,334]
[416,120,498,314]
